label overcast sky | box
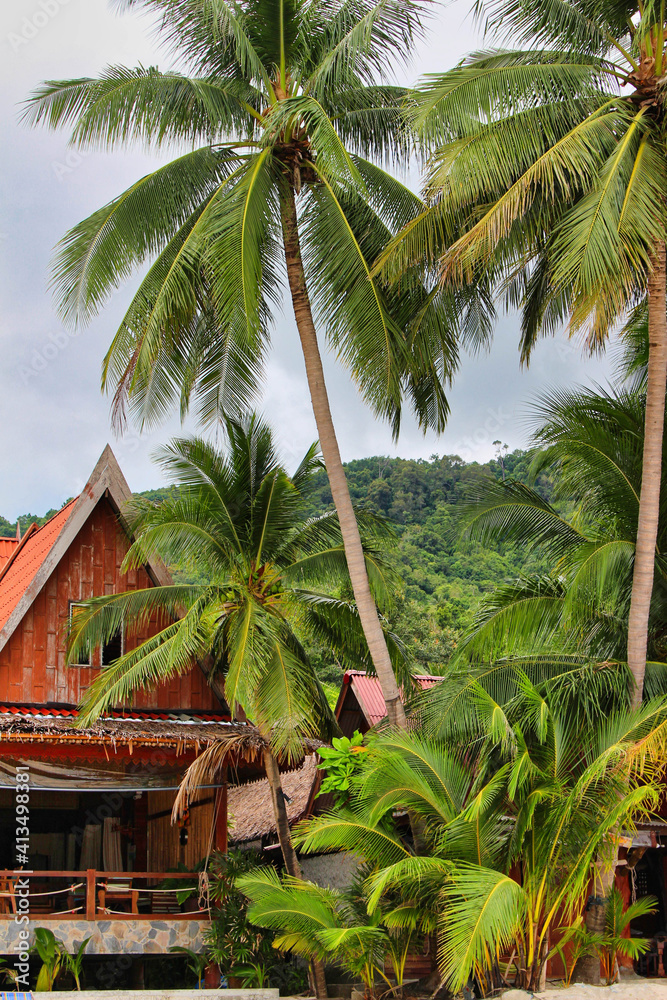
[0,0,615,519]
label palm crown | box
[379,0,667,705]
[25,0,463,434]
[26,0,474,728]
[69,413,405,755]
[385,0,666,346]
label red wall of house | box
[0,497,219,711]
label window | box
[68,602,91,666]
[102,627,124,666]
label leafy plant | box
[169,946,208,987]
[317,731,369,805]
[233,961,270,988]
[159,861,205,906]
[599,887,657,983]
[0,958,20,988]
[237,866,420,996]
[31,928,64,992]
[62,936,91,991]
[205,850,275,979]
[289,692,667,994]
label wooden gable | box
[0,449,220,713]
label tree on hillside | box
[382,0,667,707]
[455,384,667,669]
[25,0,484,726]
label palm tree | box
[24,0,475,727]
[68,414,405,888]
[453,384,667,670]
[259,692,667,993]
[380,0,667,707]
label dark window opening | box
[69,602,91,666]
[102,628,123,666]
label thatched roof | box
[228,755,319,843]
[0,708,260,752]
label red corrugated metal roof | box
[0,498,79,631]
[0,538,19,568]
[343,669,440,726]
[0,704,231,722]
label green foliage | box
[290,683,667,994]
[67,414,415,758]
[205,849,305,991]
[599,887,657,983]
[62,936,91,991]
[169,946,208,986]
[453,384,667,667]
[31,928,64,992]
[237,866,418,994]
[316,731,368,805]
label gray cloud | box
[0,0,613,519]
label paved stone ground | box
[502,977,667,998]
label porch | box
[0,867,211,955]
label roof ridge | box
[0,522,40,585]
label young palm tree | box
[381,0,667,706]
[268,692,667,993]
[68,414,406,887]
[24,0,477,727]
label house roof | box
[0,705,248,749]
[0,445,171,654]
[0,538,19,570]
[340,669,440,727]
[0,499,78,631]
[228,755,318,843]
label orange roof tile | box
[0,538,19,569]
[0,498,79,631]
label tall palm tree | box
[380,0,667,706]
[68,414,406,887]
[25,0,477,727]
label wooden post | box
[86,869,96,921]
[214,768,228,854]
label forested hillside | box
[0,449,552,678]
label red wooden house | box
[0,446,263,959]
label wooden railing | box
[0,870,210,921]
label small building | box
[0,447,267,958]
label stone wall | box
[300,852,359,890]
[0,919,210,955]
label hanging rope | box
[0,883,83,898]
[198,870,211,912]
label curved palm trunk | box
[279,184,407,729]
[263,749,328,1000]
[628,240,667,708]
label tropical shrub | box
[284,685,667,994]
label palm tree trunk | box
[263,747,302,878]
[262,748,328,1000]
[574,861,616,985]
[279,183,407,729]
[628,240,667,708]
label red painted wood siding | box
[0,497,218,711]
